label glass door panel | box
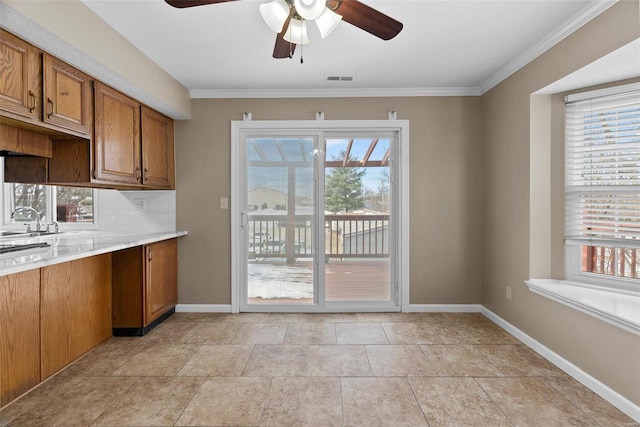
[245,137,316,305]
[324,138,392,302]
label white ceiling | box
[79,0,620,98]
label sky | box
[247,137,391,195]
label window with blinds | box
[565,84,640,280]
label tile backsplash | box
[97,189,176,234]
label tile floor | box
[0,312,636,426]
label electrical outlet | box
[220,197,229,210]
[506,286,512,300]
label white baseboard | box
[409,304,482,313]
[481,307,640,423]
[177,304,481,314]
[175,304,232,313]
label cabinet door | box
[144,239,178,326]
[0,270,40,407]
[43,54,92,135]
[40,254,112,379]
[93,82,141,185]
[0,29,41,119]
[141,106,175,189]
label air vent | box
[327,76,354,82]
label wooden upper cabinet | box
[141,106,175,189]
[93,81,141,185]
[0,29,41,120]
[43,54,92,135]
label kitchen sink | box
[0,230,62,239]
[0,231,25,237]
[0,242,51,254]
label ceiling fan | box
[165,0,403,59]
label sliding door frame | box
[231,119,410,313]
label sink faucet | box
[11,206,42,232]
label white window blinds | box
[565,86,640,248]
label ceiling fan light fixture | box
[260,0,290,33]
[283,18,310,44]
[315,7,342,39]
[293,0,326,20]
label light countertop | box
[0,230,187,277]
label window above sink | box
[0,158,96,232]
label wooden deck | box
[248,259,390,305]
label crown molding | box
[478,0,619,94]
[190,86,482,99]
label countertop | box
[0,230,187,277]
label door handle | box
[240,211,249,228]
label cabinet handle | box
[144,168,149,181]
[148,248,153,262]
[135,167,142,182]
[46,97,54,118]
[28,91,36,113]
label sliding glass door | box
[324,137,392,303]
[234,123,404,312]
[244,136,316,305]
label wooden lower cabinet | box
[0,270,40,407]
[112,239,177,335]
[40,254,112,379]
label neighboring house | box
[248,187,287,210]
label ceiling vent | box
[327,76,354,82]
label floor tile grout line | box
[338,376,346,427]
[239,344,257,377]
[81,375,139,427]
[405,377,433,427]
[472,376,516,426]
[257,376,275,426]
[470,343,508,377]
[173,343,204,377]
[171,375,208,427]
[543,377,607,427]
[416,343,441,377]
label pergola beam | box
[343,139,354,167]
[361,139,379,165]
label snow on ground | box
[248,261,313,300]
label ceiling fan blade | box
[165,0,238,9]
[273,17,296,59]
[335,0,403,40]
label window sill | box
[525,279,640,336]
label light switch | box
[220,197,229,210]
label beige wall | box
[175,97,483,305]
[482,0,640,405]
